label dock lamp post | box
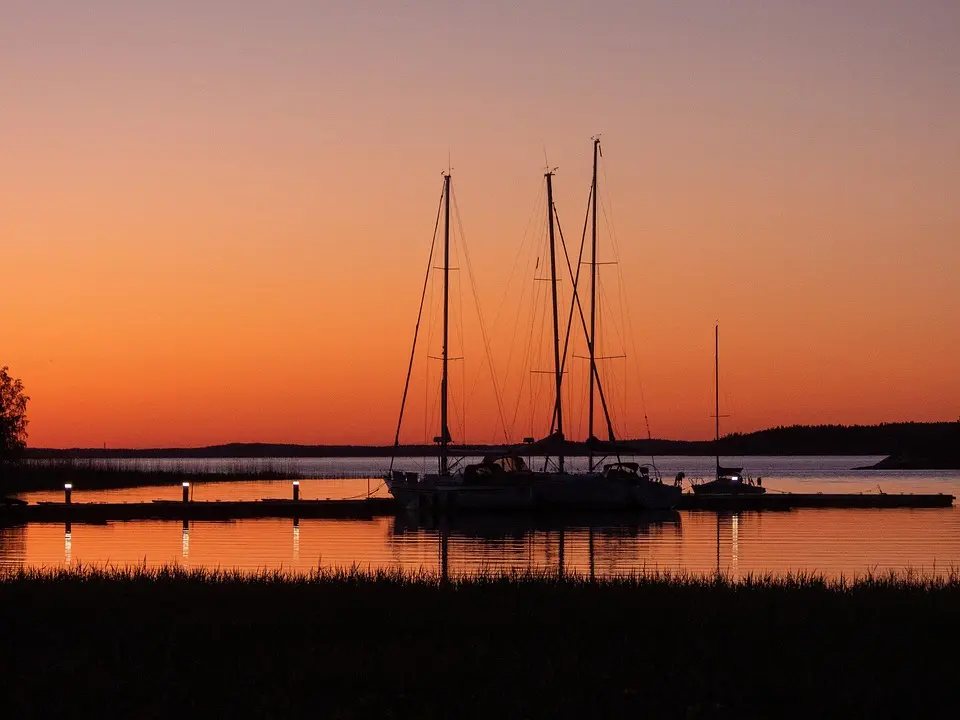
[182,482,190,504]
[293,480,300,501]
[64,483,72,505]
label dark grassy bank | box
[2,566,958,718]
[1,459,302,494]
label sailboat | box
[385,143,681,513]
[519,138,681,510]
[692,324,765,496]
[385,171,538,512]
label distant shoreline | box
[21,421,960,466]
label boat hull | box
[386,472,682,513]
[536,474,682,510]
[692,480,766,496]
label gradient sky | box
[3,1,958,448]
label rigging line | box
[424,245,439,447]
[490,182,546,332]
[550,184,592,434]
[597,276,628,369]
[599,160,624,256]
[512,194,547,370]
[613,250,629,439]
[532,258,553,438]
[519,200,552,438]
[452,212,466,443]
[553,200,617,444]
[506,214,544,439]
[527,266,550,438]
[492,186,545,438]
[424,288,434,447]
[509,276,534,440]
[451,187,510,443]
[599,161,659,476]
[449,370,463,444]
[390,186,444,470]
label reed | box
[1,563,956,716]
[1,458,303,493]
[3,562,958,590]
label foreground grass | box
[2,566,957,718]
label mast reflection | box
[393,510,682,577]
[293,518,300,562]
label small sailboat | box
[692,325,765,496]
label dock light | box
[293,480,300,501]
[182,482,190,504]
[64,483,73,504]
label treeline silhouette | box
[22,421,959,460]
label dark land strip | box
[20,421,960,468]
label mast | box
[588,137,600,471]
[439,172,451,476]
[546,170,564,473]
[715,323,720,482]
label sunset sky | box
[4,1,958,448]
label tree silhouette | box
[1,366,29,465]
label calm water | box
[3,456,959,579]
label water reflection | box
[2,504,958,580]
[0,525,26,570]
[293,518,300,562]
[393,511,683,578]
[732,513,739,574]
[713,513,742,575]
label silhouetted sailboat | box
[386,144,680,512]
[692,325,765,496]
[385,171,537,511]
[517,138,680,510]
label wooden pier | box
[1,490,954,525]
[0,498,398,524]
[677,492,955,511]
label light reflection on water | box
[3,457,959,579]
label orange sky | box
[3,1,958,448]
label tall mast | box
[588,137,600,471]
[439,172,451,476]
[546,170,564,473]
[715,323,720,482]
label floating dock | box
[677,492,955,511]
[0,498,397,524]
[1,491,954,525]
